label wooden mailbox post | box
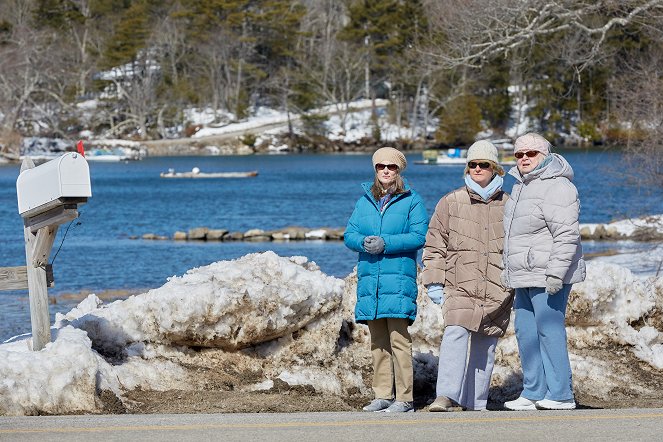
[0,153,91,351]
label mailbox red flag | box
[76,140,85,157]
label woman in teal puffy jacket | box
[344,147,428,413]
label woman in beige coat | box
[422,140,514,411]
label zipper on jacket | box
[371,189,410,320]
[504,182,523,288]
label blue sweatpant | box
[513,285,574,401]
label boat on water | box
[415,147,468,165]
[415,139,517,166]
[85,148,141,162]
[160,167,258,179]
[17,147,143,163]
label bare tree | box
[0,1,55,152]
[297,1,367,132]
[612,49,663,188]
[101,54,161,140]
[193,30,247,120]
[421,0,663,70]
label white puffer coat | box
[503,154,586,288]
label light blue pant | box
[514,285,574,401]
[436,325,498,410]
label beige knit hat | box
[372,147,406,171]
[466,140,498,163]
[514,132,551,155]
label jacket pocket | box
[526,248,533,271]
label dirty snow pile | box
[1,252,662,416]
[62,251,343,354]
[0,252,345,415]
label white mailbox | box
[17,152,91,217]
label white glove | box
[545,275,563,295]
[427,284,444,305]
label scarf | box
[378,193,392,212]
[464,173,503,202]
[533,154,553,172]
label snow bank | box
[64,252,344,355]
[0,327,99,415]
[1,253,662,415]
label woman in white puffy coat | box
[502,133,585,411]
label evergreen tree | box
[101,0,152,68]
[340,0,426,98]
[474,58,511,133]
[436,94,482,147]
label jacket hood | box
[508,153,574,183]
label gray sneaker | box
[362,398,394,412]
[384,401,414,413]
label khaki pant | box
[367,317,414,402]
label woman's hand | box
[426,284,445,304]
[545,275,563,295]
[363,236,385,254]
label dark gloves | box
[363,236,385,254]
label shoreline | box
[2,135,627,165]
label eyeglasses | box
[375,163,399,171]
[515,150,540,159]
[468,161,491,169]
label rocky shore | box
[579,215,663,241]
[139,132,407,157]
[135,226,345,242]
[135,216,663,243]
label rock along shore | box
[135,216,663,243]
[579,215,663,241]
[135,226,345,242]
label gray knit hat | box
[514,133,551,155]
[372,147,407,171]
[466,140,499,164]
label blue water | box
[0,149,661,339]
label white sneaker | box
[535,399,576,410]
[504,396,537,411]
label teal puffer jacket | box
[344,181,428,324]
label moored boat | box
[160,167,258,178]
[415,139,516,166]
[85,148,141,162]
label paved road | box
[1,409,662,441]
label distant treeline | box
[0,1,662,153]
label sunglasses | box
[515,150,540,159]
[375,163,399,171]
[468,161,491,169]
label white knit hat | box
[372,147,407,171]
[514,133,551,155]
[466,140,498,164]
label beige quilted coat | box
[422,186,514,337]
